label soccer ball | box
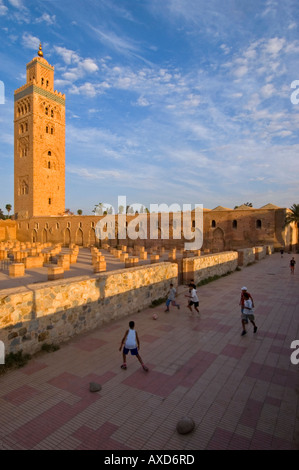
[152,313,158,320]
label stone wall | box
[182,251,239,285]
[0,262,178,356]
[237,248,255,267]
[0,220,17,241]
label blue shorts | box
[123,347,138,355]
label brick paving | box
[0,252,298,450]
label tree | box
[5,204,12,217]
[93,203,104,215]
[118,205,124,214]
[234,202,253,209]
[285,204,299,226]
[77,209,83,215]
[0,208,5,220]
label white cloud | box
[54,47,98,85]
[80,58,98,73]
[260,83,276,98]
[136,96,150,106]
[8,0,23,8]
[233,65,248,78]
[54,46,80,65]
[70,82,97,97]
[263,37,285,55]
[22,32,40,50]
[36,13,56,25]
[91,27,141,56]
[0,0,8,15]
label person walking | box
[290,257,296,274]
[241,292,258,336]
[165,283,180,312]
[119,321,148,371]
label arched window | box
[46,80,49,87]
[20,124,24,134]
[192,220,196,228]
[51,109,54,117]
[91,221,95,228]
[48,151,51,156]
[46,126,49,133]
[45,107,48,115]
[48,198,52,205]
[56,222,60,229]
[232,220,237,229]
[211,220,216,228]
[67,222,71,228]
[21,180,29,195]
[51,127,54,134]
[48,161,51,169]
[41,78,44,85]
[256,219,262,229]
[25,123,28,132]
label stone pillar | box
[9,263,25,277]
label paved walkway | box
[0,252,298,450]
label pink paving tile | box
[246,362,298,389]
[269,345,292,356]
[206,428,234,450]
[140,334,159,343]
[74,422,133,450]
[260,331,287,341]
[271,436,296,450]
[154,324,175,332]
[249,430,273,450]
[2,385,40,406]
[245,362,275,382]
[217,324,231,334]
[20,360,48,375]
[48,371,115,398]
[239,399,263,428]
[122,368,178,397]
[228,434,251,450]
[264,396,282,407]
[193,318,219,331]
[254,306,272,316]
[72,337,107,351]
[221,344,247,359]
[8,400,98,448]
[122,350,217,397]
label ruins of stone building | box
[10,47,298,252]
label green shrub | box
[0,350,31,375]
[150,297,167,308]
[41,343,60,353]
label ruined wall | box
[182,251,239,285]
[0,262,178,356]
[0,220,17,241]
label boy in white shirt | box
[119,321,149,371]
[185,287,200,314]
[241,292,258,336]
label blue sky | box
[0,0,299,215]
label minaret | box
[14,43,66,219]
